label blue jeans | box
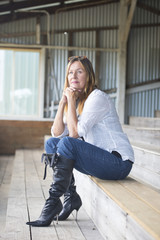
[45,136,132,180]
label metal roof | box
[0,0,118,24]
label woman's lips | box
[71,81,79,84]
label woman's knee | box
[57,136,72,149]
[57,137,75,158]
[45,137,60,153]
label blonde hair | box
[64,56,96,115]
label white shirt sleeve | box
[77,90,110,137]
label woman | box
[26,56,134,227]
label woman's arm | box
[52,95,66,137]
[65,88,79,138]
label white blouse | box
[51,89,134,162]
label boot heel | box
[56,214,59,224]
[75,209,79,221]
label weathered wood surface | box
[122,124,160,147]
[129,116,160,128]
[122,118,160,190]
[155,111,160,118]
[74,170,160,240]
[129,143,160,190]
[0,156,14,233]
[0,149,104,240]
[0,120,53,155]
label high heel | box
[54,192,82,221]
[26,199,62,227]
[75,207,80,221]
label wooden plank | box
[74,170,127,240]
[23,149,59,240]
[75,207,104,240]
[24,150,44,198]
[126,215,155,240]
[130,164,160,191]
[0,155,14,234]
[0,156,8,185]
[2,150,30,240]
[118,177,160,213]
[91,177,160,240]
[74,170,160,240]
[132,145,160,173]
[116,0,127,123]
[122,0,137,43]
[129,116,160,128]
[122,125,160,147]
[54,215,86,240]
[155,110,160,118]
[131,141,160,154]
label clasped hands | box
[61,87,82,104]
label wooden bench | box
[74,170,160,240]
[122,117,160,191]
[0,149,104,240]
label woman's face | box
[68,61,87,91]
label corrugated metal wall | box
[0,1,159,120]
[126,88,160,120]
[0,17,37,44]
[126,0,160,120]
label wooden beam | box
[68,32,73,58]
[95,30,100,87]
[137,2,160,16]
[36,16,41,44]
[0,22,159,40]
[122,0,137,43]
[0,0,61,12]
[0,0,119,24]
[116,0,137,123]
[116,0,128,124]
[0,42,119,52]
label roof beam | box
[0,0,119,24]
[137,2,160,16]
[0,0,62,12]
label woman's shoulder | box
[84,89,112,108]
[89,88,109,100]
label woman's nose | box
[73,71,77,78]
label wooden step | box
[122,124,160,147]
[155,111,160,118]
[129,116,160,128]
[74,170,160,240]
[0,155,14,234]
[155,110,160,118]
[130,142,160,190]
[0,149,104,240]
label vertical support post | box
[116,0,137,123]
[95,30,100,87]
[36,16,41,44]
[116,0,128,124]
[68,32,73,57]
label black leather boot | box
[26,154,74,227]
[54,174,82,221]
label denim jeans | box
[45,136,133,180]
